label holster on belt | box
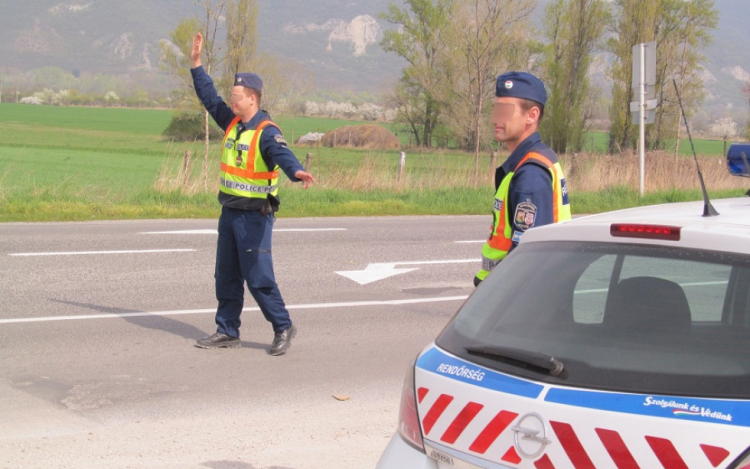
[261,195,280,215]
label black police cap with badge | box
[495,71,547,106]
[234,73,263,92]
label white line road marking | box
[9,249,196,257]
[0,295,469,325]
[141,229,347,234]
[455,240,485,244]
[336,259,480,285]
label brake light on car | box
[398,361,425,452]
[610,223,681,241]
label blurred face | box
[228,86,257,117]
[491,97,539,148]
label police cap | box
[495,71,546,106]
[234,73,263,92]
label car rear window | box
[436,241,750,398]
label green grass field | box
[580,128,730,156]
[0,103,744,222]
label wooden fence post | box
[305,152,313,171]
[182,150,192,190]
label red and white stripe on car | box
[415,346,750,469]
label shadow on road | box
[49,299,268,350]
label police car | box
[377,144,750,469]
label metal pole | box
[398,151,406,184]
[639,43,646,197]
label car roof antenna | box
[672,79,719,217]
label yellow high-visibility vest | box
[477,151,572,281]
[219,117,280,199]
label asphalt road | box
[0,216,489,469]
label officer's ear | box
[244,87,262,106]
[525,106,541,126]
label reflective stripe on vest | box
[483,151,571,267]
[220,118,280,199]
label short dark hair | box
[244,87,262,104]
[519,99,544,124]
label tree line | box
[380,0,720,173]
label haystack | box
[322,124,400,150]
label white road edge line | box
[140,229,348,234]
[9,249,197,257]
[0,295,469,325]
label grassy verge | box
[1,103,746,223]
[2,185,747,222]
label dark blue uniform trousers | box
[214,206,292,337]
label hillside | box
[0,0,747,113]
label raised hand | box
[190,32,203,67]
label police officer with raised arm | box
[190,32,315,355]
[475,72,572,286]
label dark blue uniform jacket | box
[191,65,304,211]
[495,132,557,250]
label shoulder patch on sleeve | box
[514,201,537,230]
[273,133,288,147]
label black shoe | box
[269,325,297,356]
[195,332,240,349]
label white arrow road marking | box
[0,295,468,325]
[336,259,480,285]
[141,228,347,234]
[9,249,196,257]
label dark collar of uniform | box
[500,132,543,174]
[239,110,269,130]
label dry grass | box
[154,147,220,195]
[562,150,746,193]
[307,152,487,191]
[154,146,746,196]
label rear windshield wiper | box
[465,346,565,376]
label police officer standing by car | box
[474,72,572,286]
[189,32,315,355]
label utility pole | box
[631,41,657,197]
[638,43,646,197]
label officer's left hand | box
[295,170,315,189]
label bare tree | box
[607,0,717,154]
[220,0,259,96]
[254,53,314,117]
[541,0,609,154]
[651,0,717,153]
[440,0,535,184]
[710,117,738,155]
[380,0,451,148]
[606,0,659,154]
[160,17,202,108]
[193,0,228,188]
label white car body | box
[377,196,750,469]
